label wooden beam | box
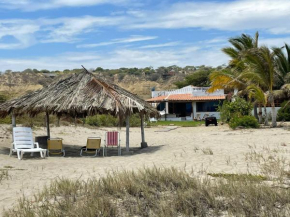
[12,112,16,128]
[74,116,77,127]
[126,115,130,152]
[57,115,60,127]
[46,111,50,139]
[140,113,147,148]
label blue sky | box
[0,0,290,71]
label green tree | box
[272,43,290,89]
[95,67,104,72]
[208,32,260,119]
[244,46,277,127]
[208,32,260,93]
[175,69,212,88]
[247,85,268,125]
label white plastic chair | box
[149,118,158,123]
[10,127,47,160]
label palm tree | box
[222,32,259,71]
[244,46,277,127]
[208,32,260,118]
[208,32,260,93]
[272,43,290,103]
[272,43,290,89]
[247,85,268,125]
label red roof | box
[146,94,225,102]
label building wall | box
[152,86,224,98]
[251,107,281,117]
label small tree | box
[277,101,290,121]
[218,97,253,123]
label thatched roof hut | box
[0,68,158,118]
[0,68,158,150]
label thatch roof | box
[273,84,290,100]
[0,68,158,118]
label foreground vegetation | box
[4,167,290,217]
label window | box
[196,101,220,112]
[157,102,165,111]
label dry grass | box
[4,167,290,217]
[0,170,9,183]
[202,147,214,155]
[208,173,267,182]
[244,145,290,183]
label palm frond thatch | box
[0,69,158,118]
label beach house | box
[146,85,226,121]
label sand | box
[1,124,290,215]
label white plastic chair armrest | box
[34,142,40,148]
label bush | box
[0,113,56,127]
[128,114,141,127]
[218,97,253,123]
[277,101,290,121]
[86,114,118,127]
[85,114,141,127]
[229,115,259,129]
[0,93,8,103]
[149,73,160,81]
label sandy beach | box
[1,124,290,215]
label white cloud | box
[0,0,290,55]
[0,19,39,49]
[139,41,180,49]
[41,16,125,43]
[0,16,126,48]
[0,46,229,71]
[0,0,129,11]
[259,37,290,47]
[77,35,157,48]
[125,0,290,33]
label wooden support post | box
[126,115,130,152]
[140,113,148,148]
[165,101,168,121]
[74,116,77,127]
[12,112,16,128]
[57,115,60,127]
[46,112,50,139]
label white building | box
[146,85,226,121]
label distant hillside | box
[0,70,185,101]
[0,65,222,101]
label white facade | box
[151,86,224,121]
[152,85,224,98]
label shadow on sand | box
[0,144,164,159]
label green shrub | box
[128,114,141,127]
[0,116,11,124]
[86,114,118,127]
[0,113,56,127]
[218,97,253,123]
[0,93,8,103]
[85,114,142,127]
[277,101,290,121]
[229,115,259,129]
